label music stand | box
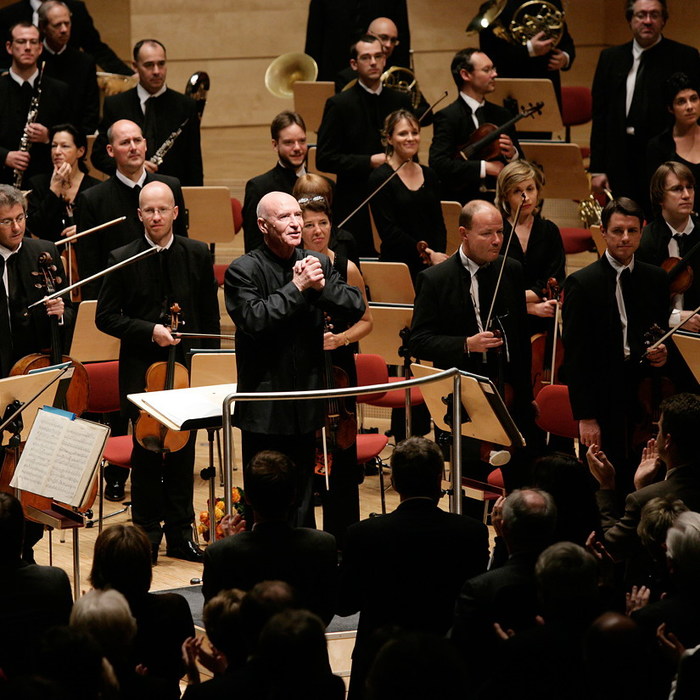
[361,262,414,305]
[182,187,236,259]
[521,143,590,200]
[489,78,564,137]
[673,332,700,383]
[441,201,462,255]
[293,81,335,135]
[589,224,605,256]
[68,300,120,362]
[411,363,524,512]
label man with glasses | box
[590,0,700,214]
[96,180,219,563]
[0,22,70,185]
[317,34,413,255]
[429,47,521,205]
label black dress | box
[27,172,101,242]
[369,163,447,280]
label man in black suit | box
[202,450,337,624]
[0,21,70,186]
[587,392,700,563]
[338,437,489,700]
[225,191,365,528]
[477,0,575,106]
[316,34,413,255]
[91,38,203,186]
[96,180,220,563]
[449,488,557,691]
[410,200,535,485]
[0,0,130,74]
[75,119,187,300]
[563,198,669,487]
[242,111,308,253]
[0,184,70,379]
[590,0,700,212]
[429,47,520,205]
[38,0,98,136]
[0,493,73,680]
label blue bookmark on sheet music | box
[41,405,76,421]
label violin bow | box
[641,301,700,361]
[484,192,526,331]
[54,216,127,246]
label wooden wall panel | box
[88,0,131,67]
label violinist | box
[299,194,372,543]
[495,160,566,332]
[410,200,535,489]
[96,181,220,563]
[429,47,520,205]
[562,198,669,491]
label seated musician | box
[494,159,566,332]
[428,47,520,205]
[369,108,448,280]
[91,38,202,186]
[27,123,100,241]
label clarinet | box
[13,65,44,189]
[149,117,189,167]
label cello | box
[530,277,565,397]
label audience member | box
[202,451,338,624]
[338,437,489,700]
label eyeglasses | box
[140,206,173,217]
[298,195,327,206]
[376,34,400,46]
[665,184,695,193]
[0,213,26,227]
[477,65,497,75]
[632,10,663,20]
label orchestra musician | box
[91,38,203,186]
[316,33,414,256]
[429,47,520,206]
[27,123,100,241]
[409,200,536,489]
[0,21,70,186]
[494,159,566,332]
[75,119,187,300]
[38,1,99,137]
[225,191,365,529]
[369,108,447,280]
[95,181,220,564]
[562,197,669,489]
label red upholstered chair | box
[560,227,594,255]
[534,383,579,440]
[230,197,243,234]
[213,263,227,287]
[561,86,592,158]
[83,361,132,526]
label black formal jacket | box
[74,171,187,299]
[429,96,521,204]
[562,255,669,422]
[202,521,338,624]
[410,252,533,411]
[242,163,298,252]
[225,245,365,435]
[1,236,75,378]
[0,0,131,75]
[95,235,219,415]
[41,45,99,136]
[316,82,413,252]
[590,38,700,183]
[337,498,488,695]
[0,73,71,185]
[478,0,575,103]
[92,87,203,186]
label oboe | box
[13,64,44,189]
[149,117,189,167]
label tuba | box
[264,53,318,99]
[466,0,565,48]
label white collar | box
[43,39,67,56]
[605,249,635,275]
[8,68,38,87]
[115,168,147,189]
[460,91,485,115]
[459,245,482,275]
[632,36,662,58]
[137,82,167,109]
[664,217,695,236]
[144,232,174,250]
[0,241,22,260]
[358,79,382,96]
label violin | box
[531,277,565,397]
[10,252,89,416]
[134,302,191,453]
[662,257,694,297]
[456,102,544,162]
[417,240,431,266]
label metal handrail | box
[221,367,465,515]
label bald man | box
[96,180,220,563]
[225,191,365,528]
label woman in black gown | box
[27,123,101,241]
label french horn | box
[265,52,318,99]
[381,66,421,110]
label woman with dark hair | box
[368,108,447,279]
[89,524,194,697]
[647,72,700,213]
[27,123,101,241]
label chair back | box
[441,200,462,255]
[561,86,592,127]
[84,360,121,414]
[231,197,243,233]
[361,262,414,305]
[354,353,389,404]
[183,186,235,244]
[535,384,579,439]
